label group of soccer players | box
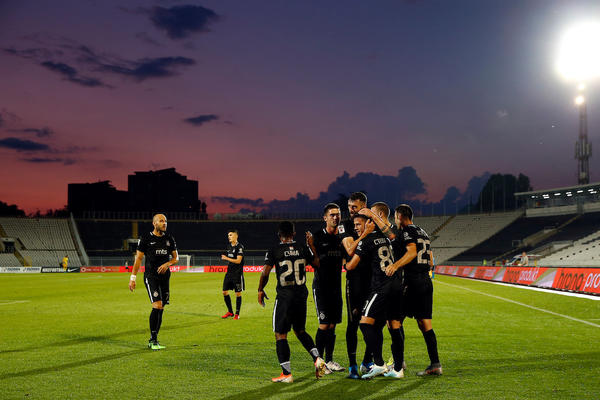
[257,192,442,382]
[128,193,441,382]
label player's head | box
[348,192,367,217]
[152,214,167,233]
[227,229,239,244]
[371,202,390,220]
[353,214,369,236]
[278,221,295,240]
[394,204,413,228]
[323,203,341,228]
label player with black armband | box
[258,221,327,383]
[128,214,178,350]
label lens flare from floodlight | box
[578,83,586,91]
[575,95,585,105]
[556,21,600,82]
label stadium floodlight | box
[575,95,586,105]
[556,21,600,82]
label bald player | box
[129,214,179,350]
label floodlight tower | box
[575,95,591,184]
[556,21,600,184]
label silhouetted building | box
[68,181,128,214]
[128,168,199,212]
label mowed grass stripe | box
[437,279,600,328]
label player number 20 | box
[279,259,306,286]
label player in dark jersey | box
[358,202,407,378]
[385,204,442,376]
[128,214,178,350]
[221,229,245,319]
[258,221,327,383]
[312,203,345,373]
[337,192,375,378]
[346,214,398,379]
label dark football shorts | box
[361,283,394,321]
[312,286,342,325]
[346,277,370,323]
[272,287,308,334]
[144,274,170,305]
[222,272,245,292]
[385,277,405,322]
[401,274,433,320]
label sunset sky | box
[1,0,599,213]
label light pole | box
[575,95,591,184]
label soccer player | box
[345,214,398,379]
[358,202,407,377]
[385,204,442,376]
[129,214,179,350]
[312,203,345,373]
[338,192,373,378]
[257,221,327,383]
[221,229,245,319]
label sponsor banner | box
[80,266,122,273]
[184,266,205,273]
[41,267,66,273]
[552,268,600,294]
[0,267,42,273]
[80,265,189,273]
[67,267,81,273]
[502,267,549,285]
[202,265,315,273]
[436,265,600,295]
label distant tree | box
[472,173,532,212]
[44,206,69,217]
[0,201,26,217]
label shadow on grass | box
[0,318,220,355]
[218,372,428,400]
[0,349,145,380]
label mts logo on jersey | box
[155,249,168,255]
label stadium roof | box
[515,182,600,198]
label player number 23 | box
[279,259,306,286]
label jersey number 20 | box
[279,259,306,286]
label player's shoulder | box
[408,224,429,239]
[237,242,244,250]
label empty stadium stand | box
[0,217,83,267]
[431,211,522,263]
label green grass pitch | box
[1,272,599,399]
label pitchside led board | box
[436,265,600,295]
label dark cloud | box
[21,157,76,165]
[0,137,50,152]
[135,32,161,46]
[40,61,109,87]
[213,168,492,217]
[183,114,219,126]
[99,56,195,81]
[149,5,220,39]
[5,38,196,86]
[15,127,54,137]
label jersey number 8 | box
[377,246,394,271]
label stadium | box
[2,1,600,399]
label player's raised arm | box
[385,242,417,276]
[129,250,144,291]
[359,206,397,240]
[342,220,374,257]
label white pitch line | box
[437,280,600,328]
[0,300,30,305]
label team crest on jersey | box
[338,225,346,234]
[153,291,159,297]
[166,240,170,246]
[319,312,325,320]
